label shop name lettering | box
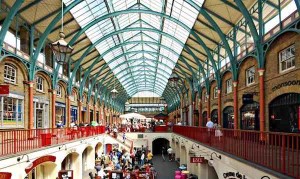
[223,172,247,179]
[272,80,300,92]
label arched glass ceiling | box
[132,91,160,97]
[64,0,204,96]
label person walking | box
[167,146,173,161]
[122,132,126,143]
[140,152,145,166]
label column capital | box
[23,80,34,87]
[258,68,265,76]
[217,89,221,94]
[48,89,56,94]
[233,81,238,87]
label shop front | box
[56,102,66,125]
[34,97,49,129]
[240,102,259,130]
[0,93,24,128]
[81,107,87,123]
[70,106,78,123]
[90,109,93,121]
[223,106,234,129]
[24,155,57,179]
[269,93,300,132]
[211,109,218,124]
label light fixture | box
[17,154,30,162]
[59,144,67,150]
[210,152,221,160]
[49,0,73,65]
[111,76,118,99]
[191,143,199,150]
[168,72,179,88]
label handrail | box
[0,126,105,157]
[172,125,300,178]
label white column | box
[188,105,193,126]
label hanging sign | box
[0,85,9,96]
[25,155,56,173]
[190,156,207,163]
[0,172,12,179]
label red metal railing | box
[0,126,105,157]
[173,126,300,178]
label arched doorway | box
[180,145,187,165]
[240,102,259,130]
[152,138,169,155]
[269,93,300,132]
[95,142,103,158]
[208,166,218,179]
[223,106,234,128]
[202,111,207,126]
[211,109,218,123]
[61,152,80,177]
[82,146,94,173]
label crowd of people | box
[89,146,156,179]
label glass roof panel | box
[64,0,202,96]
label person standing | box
[167,146,173,161]
[206,119,214,128]
[122,132,126,143]
[140,152,145,166]
[147,150,153,164]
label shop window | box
[57,85,62,98]
[4,64,17,84]
[226,79,232,94]
[0,96,24,128]
[279,45,295,73]
[36,76,44,92]
[246,66,255,86]
[213,87,218,99]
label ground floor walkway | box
[152,155,179,179]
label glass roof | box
[64,0,203,96]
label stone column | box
[217,89,222,125]
[51,90,56,128]
[66,96,71,127]
[26,81,34,129]
[233,81,238,130]
[94,105,97,122]
[78,100,82,123]
[258,69,265,139]
[87,104,90,123]
[198,99,202,127]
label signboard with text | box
[25,155,56,174]
[0,172,12,179]
[58,170,73,179]
[0,85,9,96]
[190,157,207,164]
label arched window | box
[57,85,62,98]
[4,64,17,84]
[36,76,44,92]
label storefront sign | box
[190,157,207,163]
[223,171,247,179]
[0,172,11,179]
[272,80,300,92]
[58,170,73,179]
[0,85,9,96]
[25,155,56,173]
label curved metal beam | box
[0,0,25,52]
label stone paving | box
[152,155,179,179]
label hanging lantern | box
[50,31,73,65]
[111,88,118,99]
[168,73,179,88]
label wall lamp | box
[59,144,67,150]
[17,154,30,162]
[210,152,221,160]
[191,143,199,150]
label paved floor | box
[152,155,179,179]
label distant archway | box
[152,138,170,155]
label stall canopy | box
[154,113,168,120]
[120,113,146,119]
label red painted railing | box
[0,126,105,157]
[173,126,300,178]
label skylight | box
[64,0,203,96]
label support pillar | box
[51,90,56,129]
[78,101,82,123]
[198,99,202,127]
[192,102,195,126]
[94,105,97,123]
[258,69,265,139]
[233,81,238,130]
[217,89,221,125]
[66,96,71,127]
[207,95,211,120]
[28,81,34,129]
[87,104,90,123]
